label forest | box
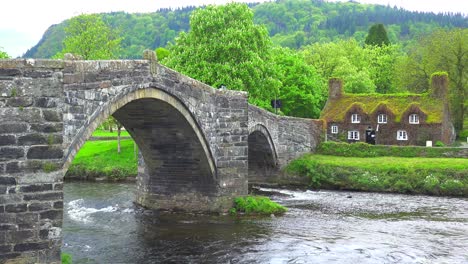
[17,0,468,138]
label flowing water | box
[63,182,468,264]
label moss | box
[321,92,443,124]
[232,196,287,216]
[61,252,72,264]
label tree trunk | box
[117,126,121,154]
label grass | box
[308,154,468,170]
[231,196,287,216]
[317,141,464,158]
[91,129,130,137]
[66,139,137,180]
[286,154,468,197]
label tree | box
[365,23,390,46]
[302,39,376,94]
[271,47,325,118]
[54,14,122,59]
[163,3,280,109]
[0,47,9,59]
[397,29,467,135]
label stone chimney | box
[430,72,448,100]
[328,78,343,99]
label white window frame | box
[377,114,387,124]
[409,114,419,124]
[331,125,338,134]
[348,130,359,140]
[351,114,361,123]
[397,130,408,140]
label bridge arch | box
[248,124,279,184]
[64,87,217,210]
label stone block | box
[30,123,63,133]
[28,203,52,212]
[0,245,12,253]
[0,123,28,134]
[53,201,63,209]
[23,192,63,202]
[34,97,58,108]
[6,97,33,107]
[14,242,49,252]
[5,230,35,243]
[26,146,63,159]
[20,184,53,193]
[42,110,62,122]
[0,135,15,146]
[39,210,62,221]
[5,204,28,213]
[6,162,20,173]
[18,134,47,145]
[0,147,24,161]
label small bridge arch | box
[248,123,279,184]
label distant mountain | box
[23,0,467,59]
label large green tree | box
[271,46,325,118]
[163,3,280,109]
[303,38,403,95]
[365,23,390,47]
[54,14,122,59]
[396,28,467,135]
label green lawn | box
[91,129,130,137]
[309,154,468,171]
[66,139,137,180]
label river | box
[63,182,468,264]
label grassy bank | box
[286,154,468,197]
[66,139,137,180]
[317,141,466,158]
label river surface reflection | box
[63,182,468,263]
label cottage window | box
[377,114,387,124]
[351,114,361,123]
[409,114,419,124]
[348,130,359,140]
[331,125,338,134]
[397,130,408,140]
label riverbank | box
[65,138,137,181]
[285,154,468,197]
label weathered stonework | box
[248,105,323,184]
[0,52,323,263]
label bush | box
[232,196,286,216]
[440,179,465,196]
[434,141,445,147]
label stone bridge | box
[0,52,322,263]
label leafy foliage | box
[54,14,122,59]
[0,47,10,59]
[24,1,466,59]
[163,3,281,109]
[365,23,390,46]
[395,28,467,135]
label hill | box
[24,0,467,59]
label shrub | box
[440,179,465,196]
[232,196,286,216]
[434,141,445,147]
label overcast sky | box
[0,0,466,57]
